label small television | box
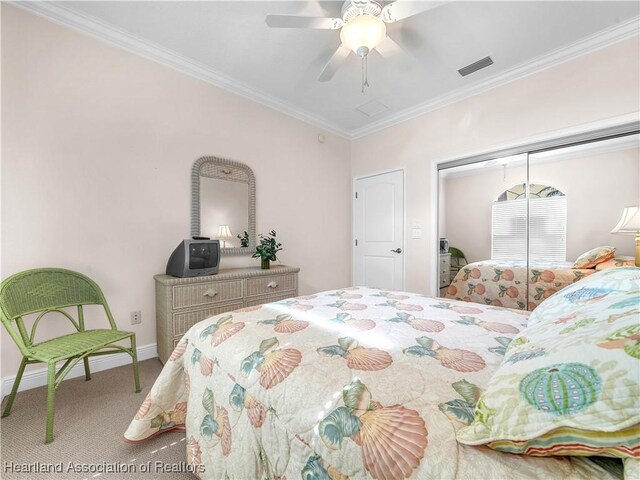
[166,239,220,277]
[440,238,449,254]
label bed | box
[445,260,596,310]
[124,287,620,479]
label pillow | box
[596,256,636,271]
[457,266,640,458]
[573,246,616,269]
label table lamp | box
[611,206,640,267]
[217,225,233,248]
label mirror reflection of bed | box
[438,133,639,310]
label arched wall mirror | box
[191,156,256,256]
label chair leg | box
[45,362,56,444]
[2,357,28,418]
[83,357,91,381]
[130,335,141,393]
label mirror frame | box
[191,156,256,256]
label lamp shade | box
[340,14,386,55]
[217,225,233,240]
[611,206,640,234]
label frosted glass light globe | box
[340,14,387,56]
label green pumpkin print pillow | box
[457,267,640,458]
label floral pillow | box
[457,267,640,458]
[596,256,636,271]
[573,246,616,269]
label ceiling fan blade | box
[380,1,446,23]
[375,36,405,58]
[265,15,343,29]
[318,45,352,82]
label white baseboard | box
[1,343,158,401]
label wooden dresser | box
[155,265,299,363]
[439,253,451,288]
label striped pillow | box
[457,267,640,459]
[486,424,639,457]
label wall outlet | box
[130,310,142,325]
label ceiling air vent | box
[458,56,494,77]
[356,99,389,117]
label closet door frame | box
[430,114,640,296]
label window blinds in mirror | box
[492,196,566,262]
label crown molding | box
[350,16,640,139]
[9,1,351,139]
[9,2,640,140]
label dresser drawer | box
[173,280,243,309]
[245,274,297,298]
[244,292,295,308]
[173,302,244,336]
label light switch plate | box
[412,228,422,239]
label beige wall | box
[351,37,640,294]
[442,147,640,263]
[0,5,351,377]
[2,5,640,380]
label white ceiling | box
[24,1,640,137]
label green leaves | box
[318,407,362,449]
[240,351,263,376]
[342,379,371,411]
[338,337,355,350]
[150,414,166,429]
[416,336,435,349]
[403,346,432,357]
[200,414,219,438]
[252,230,283,261]
[489,336,512,356]
[438,399,475,424]
[201,388,219,438]
[438,380,481,425]
[259,337,279,354]
[237,231,249,248]
[452,379,481,405]
[229,384,246,411]
[202,387,215,415]
[317,345,347,358]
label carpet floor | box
[1,359,192,480]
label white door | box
[353,170,404,290]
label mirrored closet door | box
[438,154,528,308]
[527,133,640,308]
[438,130,639,311]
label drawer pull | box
[267,281,279,289]
[203,289,218,298]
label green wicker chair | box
[449,247,468,279]
[0,268,140,443]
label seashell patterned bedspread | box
[124,287,619,479]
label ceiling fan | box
[266,0,443,91]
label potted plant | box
[253,230,282,269]
[237,231,249,248]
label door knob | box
[391,248,402,254]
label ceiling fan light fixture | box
[340,14,387,57]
